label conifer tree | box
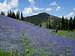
[61,16,65,30]
[0,11,5,15]
[12,12,16,18]
[7,10,12,17]
[69,17,73,31]
[16,11,20,20]
[47,19,51,29]
[48,21,51,29]
[21,12,23,20]
[65,18,69,30]
[73,16,75,29]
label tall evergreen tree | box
[0,11,5,15]
[46,19,51,29]
[12,12,16,18]
[46,22,49,28]
[16,11,20,20]
[65,18,69,30]
[21,12,23,20]
[61,16,65,30]
[73,16,75,29]
[69,17,73,31]
[48,20,51,29]
[7,10,12,17]
[7,12,10,17]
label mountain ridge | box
[23,12,61,28]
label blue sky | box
[0,0,75,17]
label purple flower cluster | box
[0,15,75,56]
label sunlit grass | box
[0,47,72,56]
[50,29,75,39]
[20,35,47,56]
[0,35,47,56]
[0,50,12,56]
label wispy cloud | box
[66,8,75,17]
[28,0,34,3]
[0,0,18,14]
[9,0,18,8]
[28,0,35,6]
[67,12,74,17]
[23,1,62,16]
[45,8,53,12]
[23,7,32,14]
[50,1,61,11]
[33,6,44,11]
[50,1,58,6]
[23,0,44,16]
[56,6,61,11]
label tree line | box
[61,16,75,31]
[0,11,23,20]
[46,16,75,31]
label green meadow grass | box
[0,35,47,56]
[51,30,75,39]
[0,50,11,56]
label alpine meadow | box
[0,0,75,56]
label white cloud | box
[23,7,32,14]
[50,1,58,6]
[23,1,44,16]
[65,8,75,18]
[23,7,52,16]
[56,6,61,11]
[0,0,18,14]
[33,7,40,10]
[9,0,18,7]
[23,1,62,16]
[33,7,44,11]
[28,0,34,3]
[22,7,44,16]
[67,12,74,17]
[28,0,35,5]
[45,8,53,12]
[32,12,41,15]
[50,1,62,11]
[58,16,62,18]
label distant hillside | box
[23,13,61,28]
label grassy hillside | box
[54,30,75,39]
[24,13,61,28]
